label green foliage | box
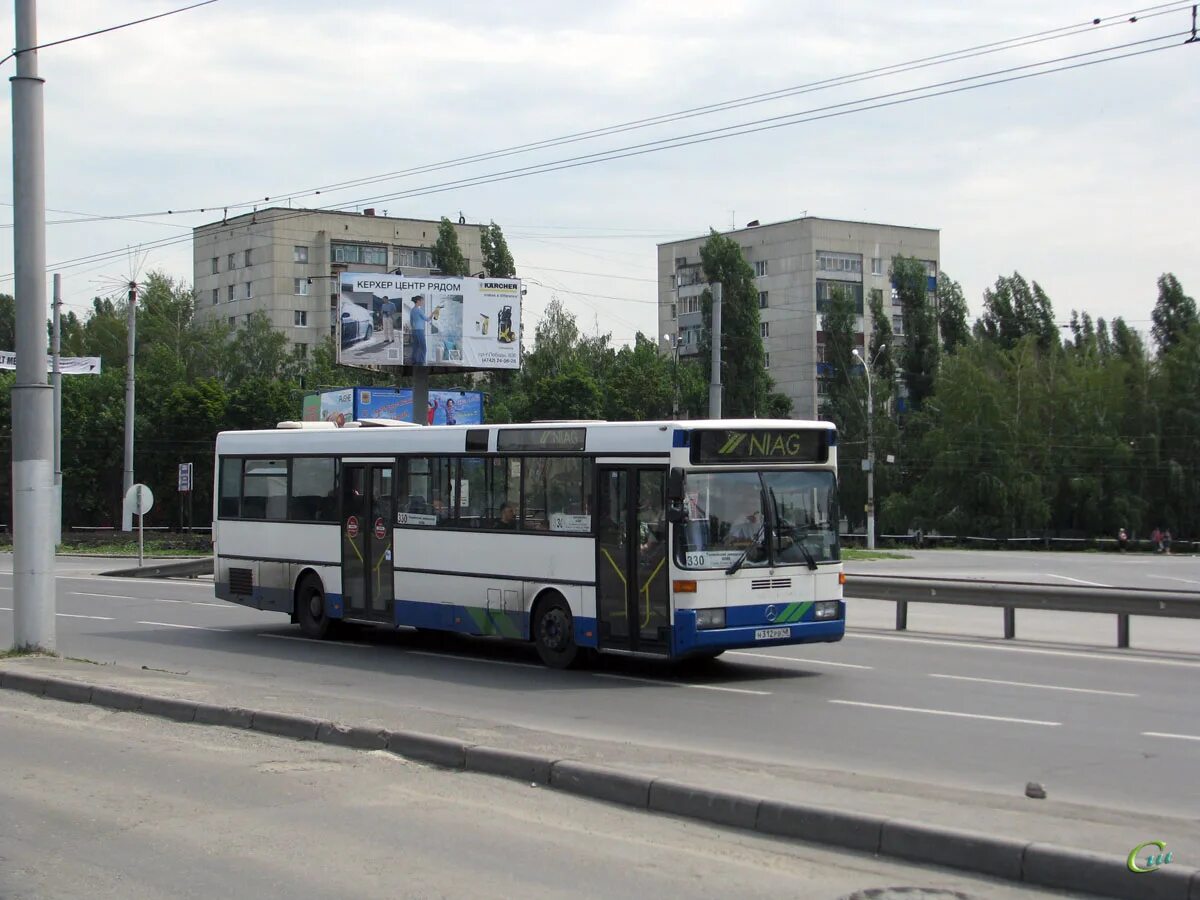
[480,222,516,277]
[432,217,470,277]
[1151,273,1197,354]
[976,272,1059,352]
[891,256,939,412]
[936,272,971,355]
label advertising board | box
[338,274,521,371]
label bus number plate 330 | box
[755,627,791,640]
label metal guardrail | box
[102,557,213,579]
[843,574,1200,648]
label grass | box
[1,647,55,659]
[56,541,210,558]
[842,548,911,560]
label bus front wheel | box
[296,575,331,639]
[532,595,577,669]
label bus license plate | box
[755,627,791,640]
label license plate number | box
[755,627,791,640]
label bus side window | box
[219,458,241,518]
[487,457,520,528]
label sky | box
[1,0,1197,347]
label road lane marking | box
[928,673,1137,697]
[593,673,771,695]
[1046,574,1111,587]
[406,649,541,669]
[848,632,1200,669]
[1146,575,1200,586]
[1142,731,1200,742]
[69,591,239,609]
[728,651,872,670]
[829,699,1059,726]
[257,633,374,649]
[136,620,229,632]
[55,612,115,621]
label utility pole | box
[708,281,722,419]
[853,346,883,550]
[52,272,61,546]
[11,0,57,650]
[122,279,137,526]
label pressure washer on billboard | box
[498,305,515,343]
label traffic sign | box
[346,515,360,538]
[177,462,193,492]
[125,483,154,515]
[374,517,386,540]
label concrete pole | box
[411,366,429,425]
[52,272,61,546]
[708,281,722,419]
[121,280,136,528]
[864,360,876,551]
[10,0,57,651]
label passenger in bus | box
[729,508,763,544]
[496,501,517,529]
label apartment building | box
[193,208,483,358]
[657,217,939,419]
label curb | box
[3,668,1198,900]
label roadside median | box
[1,656,1196,900]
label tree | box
[432,217,470,277]
[219,312,298,386]
[867,288,897,394]
[936,272,971,355]
[0,293,14,351]
[605,334,673,420]
[1150,273,1197,355]
[698,230,771,418]
[820,285,867,527]
[891,256,939,412]
[480,222,516,277]
[976,272,1059,352]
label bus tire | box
[296,574,331,639]
[532,594,577,669]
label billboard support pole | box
[411,366,429,426]
[52,272,61,546]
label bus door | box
[595,466,670,653]
[340,462,394,622]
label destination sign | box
[691,429,828,465]
[496,427,587,453]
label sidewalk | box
[1,652,1195,897]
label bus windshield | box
[677,470,839,570]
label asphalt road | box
[1,561,1198,827]
[0,690,1071,900]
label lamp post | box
[663,332,680,418]
[852,345,886,550]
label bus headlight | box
[814,600,840,620]
[695,608,726,629]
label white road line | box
[1142,731,1200,742]
[1146,575,1200,586]
[406,649,540,669]
[829,699,1059,726]
[728,651,873,670]
[257,633,374,649]
[593,673,771,695]
[1046,574,1111,587]
[928,673,1138,697]
[58,574,213,588]
[69,591,238,609]
[136,620,229,632]
[55,612,115,621]
[847,632,1200,669]
[70,591,144,600]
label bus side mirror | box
[666,468,685,523]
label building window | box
[244,249,252,267]
[816,342,826,363]
[228,316,235,326]
[294,278,309,296]
[816,280,865,313]
[243,281,252,299]
[764,352,770,368]
[294,310,308,327]
[392,246,434,269]
[210,288,218,306]
[226,285,235,303]
[816,251,863,274]
[294,245,309,263]
[760,322,770,338]
[211,257,219,275]
[670,303,677,319]
[871,257,883,275]
[293,343,308,359]
[758,290,769,309]
[754,260,768,277]
[333,242,388,266]
[227,253,235,270]
[893,314,904,334]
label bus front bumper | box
[672,606,845,657]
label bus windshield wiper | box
[725,522,766,575]
[769,486,818,571]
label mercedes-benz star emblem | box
[764,605,777,622]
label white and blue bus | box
[213,419,845,667]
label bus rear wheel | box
[296,575,332,639]
[532,595,577,669]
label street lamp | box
[852,344,887,550]
[663,333,681,418]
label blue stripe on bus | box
[393,598,599,648]
[672,605,845,656]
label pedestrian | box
[1117,527,1128,553]
[1151,527,1162,553]
[1163,529,1172,555]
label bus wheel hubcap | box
[543,610,567,650]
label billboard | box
[303,387,484,426]
[338,273,521,371]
